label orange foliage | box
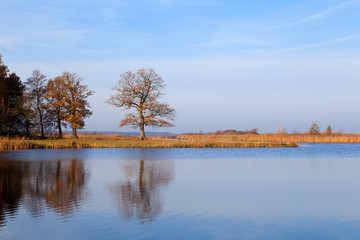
[46,72,94,138]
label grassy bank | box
[172,133,360,143]
[3,132,358,150]
[0,134,297,150]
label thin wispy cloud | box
[0,28,90,50]
[266,0,360,30]
[147,0,219,6]
[0,35,23,51]
[277,33,360,53]
[23,41,110,54]
[193,36,269,49]
[1,0,359,60]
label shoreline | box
[0,137,298,150]
[3,133,360,150]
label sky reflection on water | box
[1,144,360,239]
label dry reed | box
[0,134,297,150]
[173,133,360,143]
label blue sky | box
[1,0,360,133]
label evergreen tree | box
[308,122,321,135]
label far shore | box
[166,133,360,144]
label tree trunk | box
[139,114,145,140]
[57,117,63,139]
[0,97,4,136]
[39,111,44,139]
[72,123,78,139]
[25,119,30,138]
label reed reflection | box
[0,159,88,228]
[110,160,174,223]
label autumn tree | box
[46,72,94,139]
[46,78,67,139]
[25,69,49,139]
[107,68,175,140]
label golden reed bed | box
[172,133,360,143]
[0,134,297,150]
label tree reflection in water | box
[0,159,88,228]
[110,160,174,223]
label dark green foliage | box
[0,54,95,138]
[0,54,30,136]
[0,72,25,136]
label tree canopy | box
[0,53,94,138]
[0,55,25,136]
[47,72,94,139]
[308,122,321,135]
[25,69,48,138]
[107,68,175,140]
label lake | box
[1,144,360,239]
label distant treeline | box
[77,131,175,136]
[0,54,93,139]
[183,128,259,136]
[212,128,259,135]
[182,123,340,136]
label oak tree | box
[46,78,67,139]
[46,72,94,139]
[107,68,175,140]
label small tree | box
[107,68,175,140]
[308,122,320,135]
[324,125,332,135]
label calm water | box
[1,144,360,239]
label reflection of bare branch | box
[110,160,174,223]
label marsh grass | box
[172,133,360,144]
[0,134,296,150]
[3,132,358,151]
